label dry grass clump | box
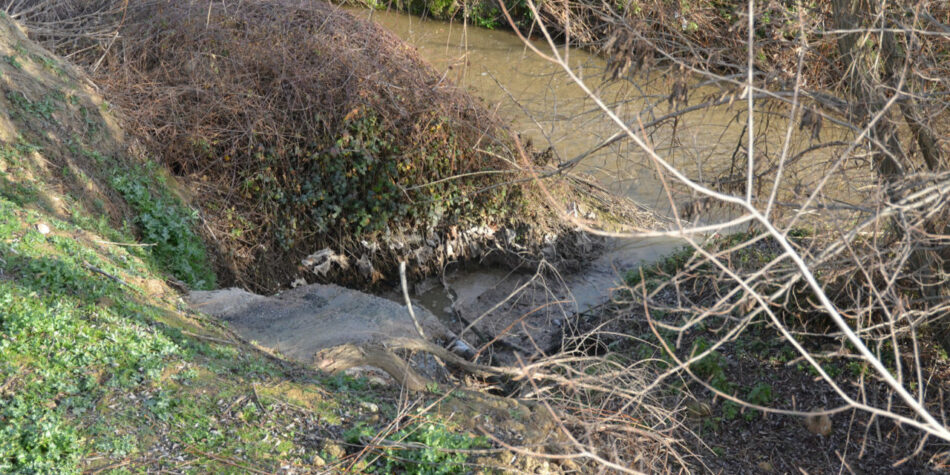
[521,347,694,473]
[33,0,532,290]
[2,0,129,55]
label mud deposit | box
[392,236,681,364]
[186,285,452,364]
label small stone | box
[757,461,774,472]
[359,401,378,413]
[805,412,832,436]
[35,223,50,235]
[323,442,345,461]
[449,338,475,359]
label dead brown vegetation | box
[9,0,564,291]
[111,0,530,291]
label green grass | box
[2,130,213,290]
[0,170,488,472]
[0,121,353,471]
[0,198,391,472]
[0,207,179,472]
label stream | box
[354,8,682,320]
[187,6,862,370]
[346,7,858,352]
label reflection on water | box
[351,7,861,224]
[354,7,672,208]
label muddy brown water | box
[352,8,861,214]
[351,8,864,333]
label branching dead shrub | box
[487,0,950,470]
[7,0,574,291]
[101,0,531,290]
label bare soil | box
[186,284,454,364]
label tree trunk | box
[830,0,904,179]
[831,0,950,352]
[880,21,946,172]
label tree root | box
[313,337,523,392]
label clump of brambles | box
[9,0,559,291]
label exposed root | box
[313,337,510,392]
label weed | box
[29,52,65,77]
[625,245,694,288]
[690,337,734,393]
[5,90,60,121]
[471,3,501,29]
[283,113,404,237]
[0,136,40,163]
[381,417,489,474]
[326,372,370,393]
[3,54,21,69]
[425,0,457,17]
[0,137,43,205]
[0,200,17,237]
[702,417,719,432]
[734,335,769,357]
[109,162,215,289]
[774,344,797,363]
[721,400,740,421]
[344,421,375,444]
[343,414,489,473]
[823,363,841,378]
[745,382,773,420]
[78,106,101,137]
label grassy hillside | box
[0,201,493,472]
[0,13,507,473]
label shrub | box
[88,0,521,289]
